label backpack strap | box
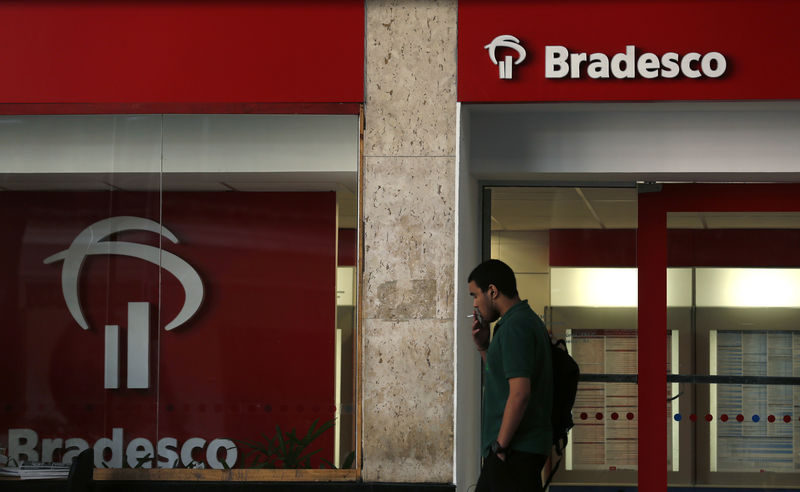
[543,453,563,490]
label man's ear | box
[488,284,497,299]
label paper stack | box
[18,461,70,480]
[0,466,20,478]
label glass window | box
[666,212,800,488]
[0,114,359,477]
[488,186,638,485]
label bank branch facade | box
[2,2,800,492]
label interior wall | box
[491,231,551,316]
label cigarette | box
[466,314,475,318]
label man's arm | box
[495,377,531,460]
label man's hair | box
[468,259,518,298]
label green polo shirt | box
[481,300,553,457]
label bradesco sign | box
[544,45,726,80]
[485,36,727,81]
[459,1,800,102]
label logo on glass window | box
[44,216,204,389]
[485,35,527,80]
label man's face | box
[468,280,498,323]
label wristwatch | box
[490,440,507,455]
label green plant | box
[329,450,355,470]
[133,453,152,469]
[238,418,339,469]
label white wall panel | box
[516,273,550,316]
[696,268,800,307]
[551,267,638,307]
[468,102,800,179]
[491,231,549,273]
[0,115,162,173]
[551,267,693,308]
[0,114,358,175]
[668,268,693,307]
[454,103,482,491]
[163,115,358,173]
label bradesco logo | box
[43,216,204,389]
[485,35,527,80]
[485,35,727,80]
[18,216,237,469]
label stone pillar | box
[362,0,458,483]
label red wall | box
[550,229,800,267]
[338,229,357,266]
[459,0,800,102]
[0,2,364,109]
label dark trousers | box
[476,450,547,492]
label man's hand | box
[471,311,490,351]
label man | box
[469,259,552,492]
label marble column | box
[362,0,458,483]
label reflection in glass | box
[668,330,679,473]
[1,182,162,468]
[568,329,638,470]
[710,330,798,472]
[489,186,638,482]
[667,211,800,486]
[0,114,359,472]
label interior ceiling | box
[490,187,800,231]
[491,187,637,230]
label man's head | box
[467,259,519,322]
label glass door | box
[640,184,800,491]
[488,186,639,487]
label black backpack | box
[545,338,580,488]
